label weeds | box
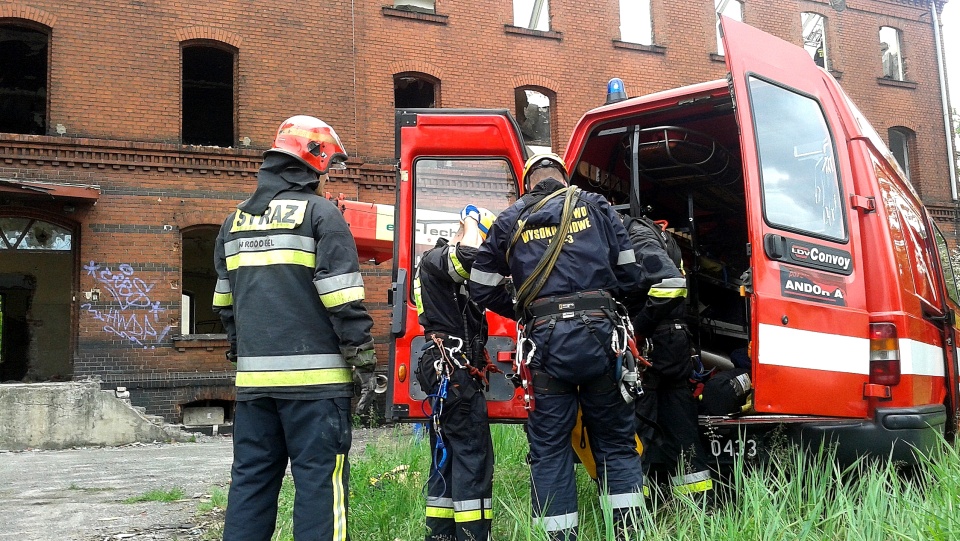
[200,425,960,540]
[122,487,185,504]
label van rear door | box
[387,109,528,422]
[720,16,869,417]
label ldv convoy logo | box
[789,243,851,272]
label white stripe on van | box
[758,324,945,377]
[899,338,945,377]
[758,323,868,375]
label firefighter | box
[469,154,644,541]
[622,214,713,498]
[213,115,376,541]
[415,204,497,541]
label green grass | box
[201,425,960,540]
[122,487,186,504]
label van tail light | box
[869,322,901,386]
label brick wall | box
[1,0,954,420]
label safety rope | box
[511,186,582,317]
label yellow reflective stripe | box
[448,249,469,281]
[455,510,482,522]
[212,292,233,307]
[332,453,346,541]
[226,250,315,270]
[413,275,424,315]
[485,509,493,519]
[648,285,687,299]
[235,368,353,387]
[672,479,714,495]
[320,286,365,308]
[426,506,455,519]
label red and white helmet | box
[266,115,348,174]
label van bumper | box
[797,404,947,464]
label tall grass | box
[208,425,960,541]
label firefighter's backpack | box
[699,368,752,415]
[625,215,683,269]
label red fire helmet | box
[267,115,348,174]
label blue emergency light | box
[605,78,627,105]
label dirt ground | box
[0,427,388,541]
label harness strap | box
[512,186,582,318]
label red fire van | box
[380,16,957,464]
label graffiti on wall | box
[80,261,172,348]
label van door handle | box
[763,234,786,260]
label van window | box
[933,225,959,305]
[411,159,518,299]
[749,76,846,242]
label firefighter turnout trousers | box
[635,324,712,496]
[224,397,351,541]
[420,347,494,541]
[528,370,644,541]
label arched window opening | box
[181,226,221,335]
[888,126,914,182]
[394,74,438,109]
[0,24,48,135]
[182,44,235,147]
[801,12,828,69]
[515,88,553,153]
[880,26,905,81]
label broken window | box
[715,0,743,55]
[393,0,435,13]
[182,44,235,147]
[515,88,552,153]
[514,0,550,31]
[880,26,904,81]
[801,12,828,69]
[0,24,48,135]
[888,126,914,182]
[181,226,221,335]
[394,74,439,108]
[619,0,653,45]
[0,218,71,250]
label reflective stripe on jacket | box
[213,189,374,399]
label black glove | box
[226,344,238,367]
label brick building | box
[0,0,953,421]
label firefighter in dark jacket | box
[415,204,497,541]
[213,115,376,541]
[469,154,644,541]
[623,215,713,497]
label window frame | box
[619,0,653,46]
[879,26,905,81]
[800,12,828,70]
[180,41,238,147]
[514,86,555,154]
[0,22,51,136]
[514,0,550,31]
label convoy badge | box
[780,267,846,306]
[764,234,853,275]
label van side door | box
[387,109,528,422]
[720,16,870,418]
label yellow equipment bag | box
[571,407,644,479]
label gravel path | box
[0,428,388,541]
